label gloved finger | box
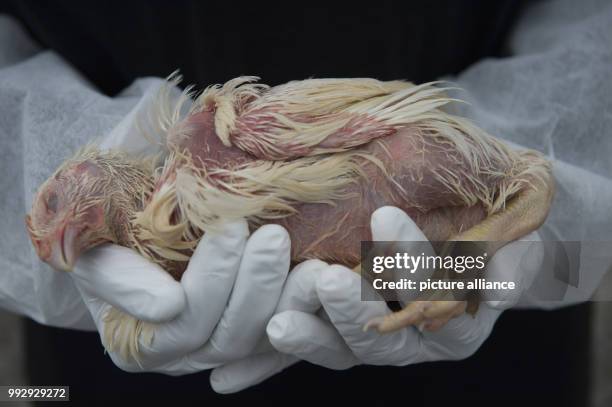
[234,259,329,357]
[196,259,329,385]
[185,224,291,368]
[175,220,250,342]
[420,305,501,361]
[277,259,328,312]
[73,244,185,322]
[202,259,332,393]
[371,206,429,242]
[73,282,114,335]
[132,220,249,366]
[483,232,543,309]
[267,259,349,368]
[315,265,422,366]
[210,352,299,394]
[370,206,435,303]
[267,310,360,370]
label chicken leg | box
[365,169,555,333]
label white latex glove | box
[71,220,291,375]
[211,206,544,393]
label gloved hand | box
[67,79,294,374]
[210,206,544,393]
[71,220,291,375]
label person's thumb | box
[73,244,185,322]
[267,310,360,370]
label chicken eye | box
[46,192,58,213]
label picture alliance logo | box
[371,252,489,274]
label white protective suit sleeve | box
[446,0,612,307]
[0,15,179,329]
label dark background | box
[1,1,591,406]
[3,0,523,95]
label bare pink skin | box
[171,108,489,270]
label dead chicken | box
[26,76,554,361]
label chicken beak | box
[47,224,80,272]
